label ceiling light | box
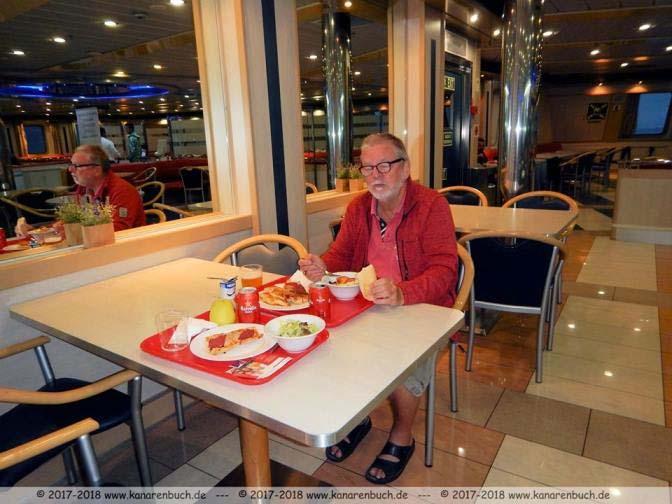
[308,54,318,60]
[493,28,501,37]
[354,71,361,76]
[10,49,25,56]
[53,36,66,44]
[46,108,51,112]
[638,23,651,31]
[604,371,613,377]
[638,80,643,85]
[113,71,128,77]
[15,105,20,108]
[153,64,163,70]
[598,82,604,86]
[159,97,166,102]
[344,0,352,7]
[46,102,52,105]
[184,94,189,98]
[542,30,554,38]
[69,112,73,115]
[620,62,629,67]
[469,12,479,23]
[367,92,372,96]
[103,20,118,28]
[590,48,600,56]
[170,0,185,5]
[139,100,144,104]
[667,46,672,52]
[73,98,79,102]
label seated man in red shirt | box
[70,144,145,230]
[299,133,458,484]
[15,145,145,237]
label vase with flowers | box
[80,202,116,248]
[55,201,84,246]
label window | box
[632,93,672,136]
[24,125,47,154]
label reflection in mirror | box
[298,0,389,193]
[0,1,212,261]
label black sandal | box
[365,439,415,484]
[325,416,372,462]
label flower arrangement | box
[348,163,363,180]
[54,201,83,224]
[80,202,115,227]
[336,164,351,180]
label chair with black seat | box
[152,203,194,220]
[424,243,473,467]
[588,148,615,192]
[179,167,209,204]
[137,181,165,208]
[144,208,166,224]
[559,152,596,197]
[438,185,488,206]
[7,189,58,225]
[458,231,566,383]
[305,182,318,194]
[503,190,577,313]
[213,233,308,276]
[0,336,151,486]
[129,167,157,186]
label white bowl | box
[326,271,360,301]
[265,314,325,353]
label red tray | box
[259,276,373,327]
[140,311,329,385]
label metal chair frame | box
[137,181,165,208]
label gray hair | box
[74,144,110,172]
[360,133,409,161]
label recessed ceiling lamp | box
[139,100,144,104]
[492,28,501,37]
[638,23,651,31]
[638,80,643,85]
[354,71,361,76]
[590,48,600,56]
[598,82,604,86]
[113,71,128,77]
[73,98,79,102]
[52,36,66,44]
[308,54,318,60]
[15,104,20,108]
[153,64,163,70]
[667,46,672,52]
[46,102,52,105]
[344,0,352,7]
[10,49,25,56]
[542,30,554,38]
[170,0,185,6]
[620,62,629,67]
[159,97,166,102]
[103,20,118,28]
[469,12,479,23]
[184,94,189,98]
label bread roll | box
[357,264,377,301]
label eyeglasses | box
[68,163,99,171]
[357,158,405,176]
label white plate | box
[2,243,28,252]
[44,236,62,244]
[259,283,310,311]
[189,324,274,362]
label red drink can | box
[0,228,5,248]
[309,282,331,321]
[235,287,260,323]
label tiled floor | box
[14,205,672,491]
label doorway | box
[442,54,471,186]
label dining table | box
[450,204,578,238]
[10,257,464,486]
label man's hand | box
[298,253,327,281]
[370,278,404,305]
[14,217,33,238]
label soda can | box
[235,287,260,324]
[309,282,331,321]
[0,228,5,248]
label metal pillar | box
[498,0,544,200]
[322,0,352,188]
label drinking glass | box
[156,309,189,352]
[240,264,263,289]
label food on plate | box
[259,282,309,307]
[206,327,262,355]
[27,226,53,235]
[357,264,377,301]
[278,319,319,337]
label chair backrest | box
[137,181,165,208]
[503,190,578,213]
[130,167,157,185]
[577,152,597,173]
[213,234,308,276]
[458,231,566,309]
[144,208,166,224]
[329,218,343,241]
[179,166,207,189]
[13,189,57,211]
[152,203,194,219]
[305,182,318,194]
[438,186,488,206]
[453,243,474,312]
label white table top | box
[534,150,577,161]
[10,258,463,447]
[451,204,577,238]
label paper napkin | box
[288,269,313,292]
[170,317,217,344]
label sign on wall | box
[75,107,101,145]
[444,75,456,92]
[587,102,608,122]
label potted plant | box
[55,201,84,246]
[348,164,365,191]
[335,164,350,192]
[80,202,116,249]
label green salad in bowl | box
[265,314,326,353]
[278,320,319,338]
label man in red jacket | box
[299,133,457,484]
